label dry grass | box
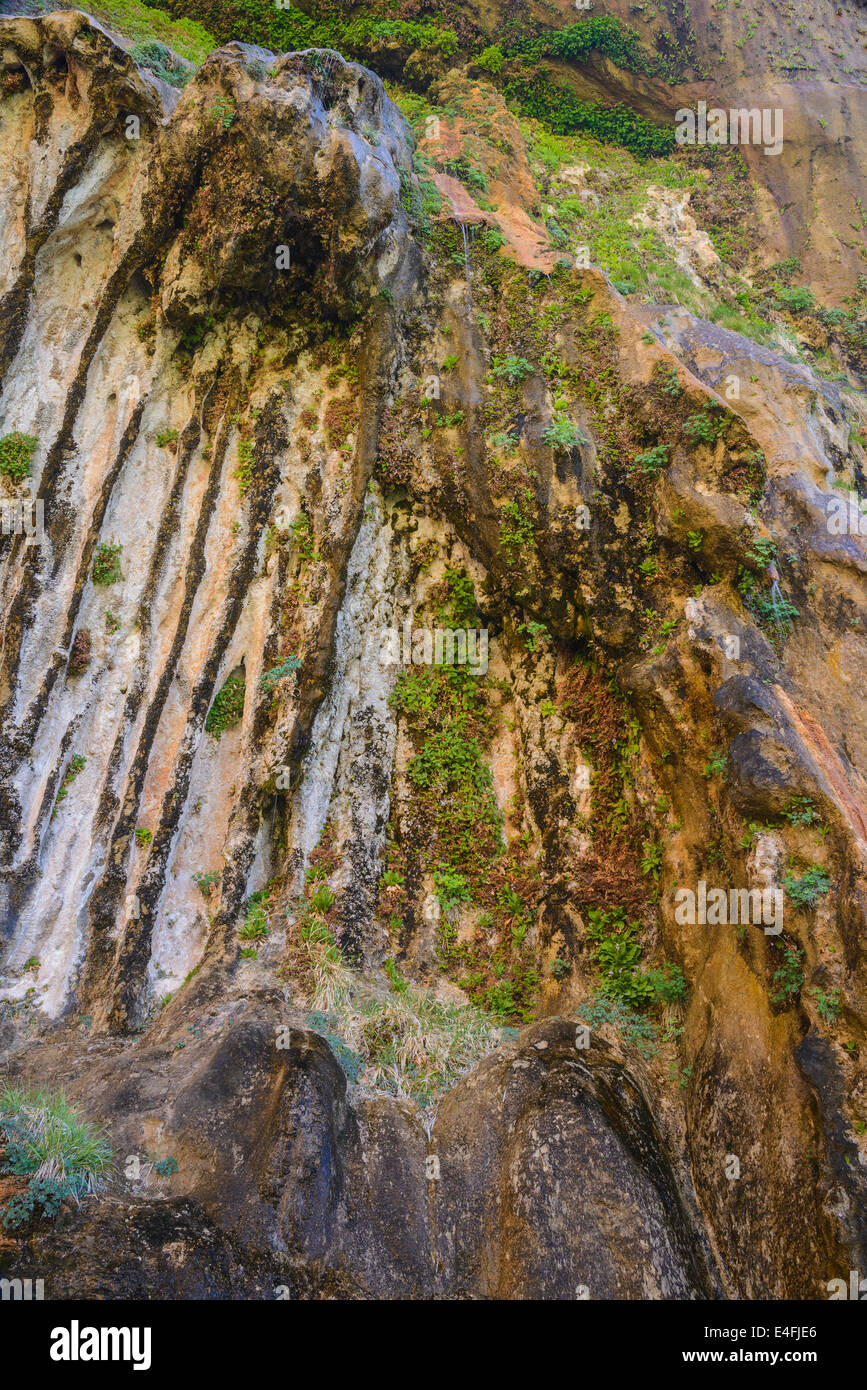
[287,900,499,1107]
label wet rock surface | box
[0,12,866,1300]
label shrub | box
[542,415,586,450]
[476,43,504,74]
[775,285,815,315]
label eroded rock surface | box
[1,12,866,1300]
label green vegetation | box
[53,754,86,818]
[289,888,499,1104]
[499,488,535,558]
[234,438,254,496]
[56,0,214,62]
[387,581,540,1023]
[517,619,550,654]
[0,431,37,481]
[178,314,216,355]
[291,511,319,562]
[238,890,269,940]
[810,987,841,1025]
[737,567,799,640]
[784,797,820,827]
[0,1084,112,1230]
[310,883,335,914]
[505,76,675,156]
[633,443,669,476]
[155,426,180,447]
[578,993,660,1058]
[205,669,245,736]
[776,285,815,315]
[131,39,190,87]
[135,827,153,847]
[542,415,586,450]
[784,866,831,907]
[586,905,686,1012]
[258,655,302,690]
[490,354,534,384]
[207,94,236,129]
[92,542,123,586]
[745,536,777,571]
[193,869,221,898]
[702,748,728,780]
[683,411,727,445]
[771,943,804,1005]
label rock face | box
[0,11,866,1300]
